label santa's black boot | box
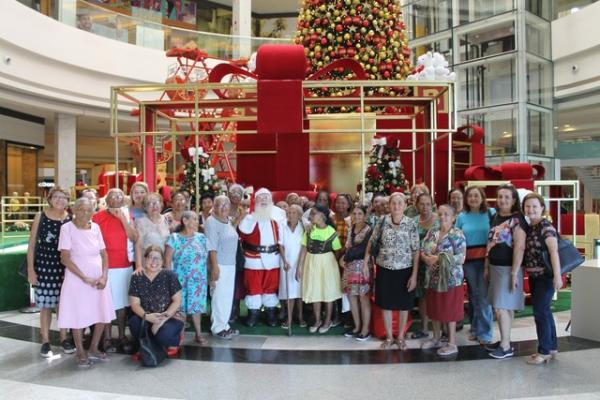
[246,309,259,327]
[265,308,278,327]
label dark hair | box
[448,187,463,200]
[353,204,368,215]
[497,184,522,214]
[144,245,163,259]
[200,193,214,203]
[464,186,489,213]
[335,193,353,213]
[316,189,330,207]
[416,192,433,206]
[313,204,334,228]
[373,192,386,200]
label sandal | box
[309,321,322,334]
[194,334,208,345]
[437,344,458,356]
[527,353,552,365]
[410,330,429,339]
[299,321,307,328]
[394,338,407,351]
[77,357,93,368]
[215,330,232,340]
[87,352,109,362]
[226,328,240,336]
[380,339,394,349]
[103,339,117,354]
[468,334,478,342]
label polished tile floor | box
[1,309,599,400]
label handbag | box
[542,234,584,277]
[345,226,372,262]
[370,218,386,259]
[138,319,167,367]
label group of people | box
[26,179,563,367]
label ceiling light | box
[564,124,570,128]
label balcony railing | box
[49,0,292,58]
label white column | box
[232,0,252,58]
[54,113,77,190]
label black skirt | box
[374,266,415,311]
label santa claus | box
[238,188,286,327]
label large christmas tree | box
[363,136,409,195]
[295,0,412,99]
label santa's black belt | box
[243,243,280,254]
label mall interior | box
[1,0,600,399]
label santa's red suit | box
[238,215,282,311]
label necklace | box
[390,215,402,225]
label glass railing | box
[555,0,599,19]
[51,0,292,59]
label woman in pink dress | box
[58,197,115,367]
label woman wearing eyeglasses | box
[26,187,74,358]
[128,245,183,354]
[134,193,170,274]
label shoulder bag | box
[370,217,386,259]
[138,318,167,367]
[542,233,584,277]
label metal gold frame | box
[111,80,456,207]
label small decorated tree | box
[363,136,409,195]
[180,147,222,208]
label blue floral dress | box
[421,227,466,290]
[166,232,208,314]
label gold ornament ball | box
[350,8,356,16]
[378,87,386,93]
[336,36,343,43]
[319,4,326,11]
[344,33,351,40]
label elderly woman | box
[134,193,170,273]
[521,193,562,365]
[80,188,99,211]
[164,191,189,232]
[485,184,526,359]
[456,186,495,345]
[58,197,115,367]
[405,183,430,218]
[366,192,386,227]
[279,204,306,328]
[92,188,138,352]
[411,193,439,340]
[129,245,183,352]
[340,205,372,340]
[27,187,73,357]
[364,193,419,349]
[129,182,149,220]
[227,184,246,322]
[448,188,464,214]
[286,192,302,207]
[420,205,467,356]
[165,211,208,345]
[205,195,240,339]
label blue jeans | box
[129,315,184,348]
[529,274,558,355]
[463,259,493,342]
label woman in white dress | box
[279,204,306,328]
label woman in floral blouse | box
[420,204,466,356]
[522,192,562,365]
[364,192,419,350]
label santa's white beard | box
[254,203,273,222]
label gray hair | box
[72,196,92,211]
[214,194,231,207]
[289,204,303,215]
[389,192,406,205]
